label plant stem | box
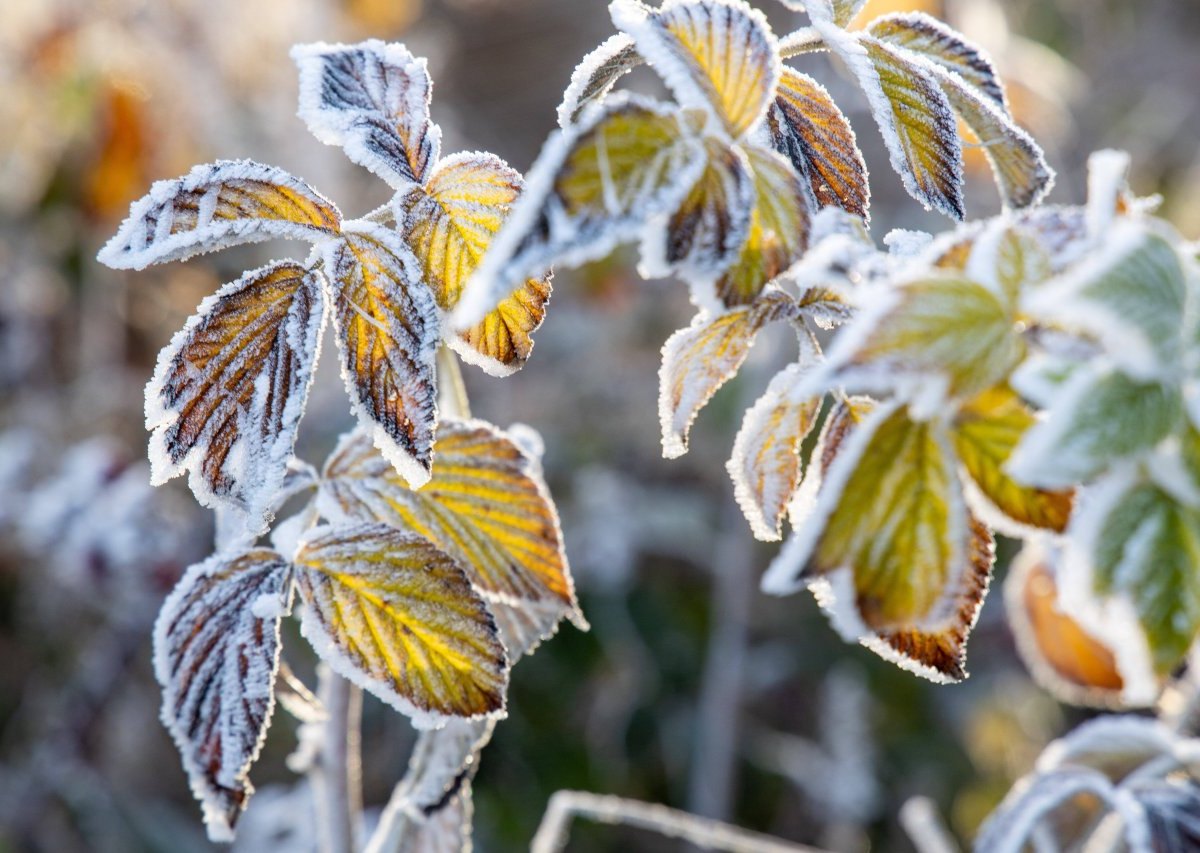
[779,27,826,59]
[531,791,827,853]
[437,345,472,420]
[312,665,363,853]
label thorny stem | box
[313,666,363,853]
[531,791,828,853]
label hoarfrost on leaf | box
[557,34,644,128]
[153,550,291,841]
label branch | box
[531,791,829,853]
[311,665,363,853]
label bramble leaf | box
[952,386,1073,533]
[659,290,798,458]
[557,34,643,128]
[816,24,964,219]
[829,274,1024,404]
[967,222,1053,305]
[1004,544,1125,708]
[293,40,441,189]
[1083,479,1200,677]
[146,261,325,535]
[714,146,812,306]
[319,420,581,616]
[294,523,508,726]
[323,223,441,489]
[768,67,869,221]
[98,160,341,270]
[1024,224,1188,381]
[610,0,781,138]
[153,550,290,841]
[1008,367,1183,489]
[645,136,754,281]
[398,152,551,377]
[454,94,705,329]
[727,364,821,541]
[868,13,1006,108]
[765,402,995,682]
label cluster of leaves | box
[99,41,583,845]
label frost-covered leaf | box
[398,152,550,377]
[728,364,821,541]
[1004,543,1126,708]
[146,261,324,536]
[557,34,643,128]
[1133,779,1200,852]
[765,402,995,681]
[659,290,798,458]
[485,596,573,661]
[714,146,812,307]
[98,160,341,270]
[153,550,290,841]
[867,13,1005,108]
[953,386,1073,534]
[453,94,705,329]
[294,523,508,726]
[780,0,868,29]
[293,40,441,189]
[967,222,1053,306]
[1008,366,1183,489]
[319,420,581,617]
[768,68,869,221]
[610,0,781,138]
[975,767,1121,853]
[823,29,964,219]
[928,64,1053,210]
[827,274,1023,406]
[323,222,440,489]
[645,136,755,280]
[1024,224,1188,381]
[1077,477,1200,677]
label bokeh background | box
[2,0,1199,850]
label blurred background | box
[1,0,1199,850]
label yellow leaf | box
[953,386,1073,533]
[455,95,705,328]
[714,146,811,307]
[857,36,964,219]
[771,402,995,681]
[99,160,341,270]
[294,523,508,724]
[400,152,550,377]
[611,0,780,138]
[868,13,1005,108]
[320,419,582,617]
[659,290,798,458]
[728,364,821,541]
[146,260,324,534]
[769,67,869,220]
[323,223,441,489]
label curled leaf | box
[454,94,705,330]
[323,223,441,488]
[319,419,582,616]
[768,67,869,220]
[610,0,781,138]
[293,40,441,188]
[146,261,325,535]
[153,550,290,841]
[98,160,340,270]
[399,152,551,376]
[659,290,798,458]
[294,523,508,726]
[557,34,643,128]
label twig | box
[779,28,826,59]
[900,797,961,853]
[311,665,363,853]
[531,791,828,853]
[437,345,472,420]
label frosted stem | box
[779,28,826,59]
[312,665,362,853]
[531,791,827,853]
[437,345,472,419]
[900,797,961,853]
